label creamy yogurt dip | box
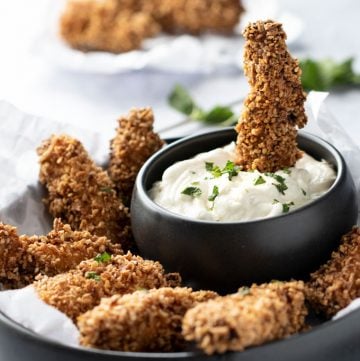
[149,142,336,222]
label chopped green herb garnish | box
[191,181,200,186]
[223,160,241,180]
[301,188,307,196]
[205,160,240,180]
[254,175,266,185]
[100,187,113,193]
[86,272,101,281]
[205,162,214,172]
[272,174,286,184]
[94,252,111,263]
[282,202,295,213]
[273,182,288,195]
[208,185,219,202]
[190,171,196,174]
[275,184,287,194]
[283,168,291,175]
[211,165,223,178]
[181,186,202,197]
[273,199,279,204]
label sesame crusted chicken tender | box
[0,219,122,289]
[306,227,360,317]
[37,134,132,250]
[235,20,307,173]
[182,281,307,355]
[147,0,244,35]
[0,223,24,289]
[60,0,160,53]
[78,287,218,351]
[108,108,164,203]
[34,252,181,322]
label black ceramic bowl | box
[131,128,358,294]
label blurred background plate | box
[32,0,303,74]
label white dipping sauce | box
[149,142,336,222]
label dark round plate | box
[0,136,359,361]
[1,307,360,361]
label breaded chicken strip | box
[78,287,218,351]
[60,0,160,53]
[0,223,24,288]
[35,253,181,321]
[37,134,132,250]
[182,281,307,355]
[306,227,360,317]
[0,219,122,289]
[147,0,243,35]
[235,20,307,172]
[108,108,164,203]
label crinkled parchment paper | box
[0,92,359,347]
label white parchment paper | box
[0,93,359,346]
[32,0,303,74]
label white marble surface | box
[0,0,359,141]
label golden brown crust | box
[34,252,181,321]
[78,287,218,351]
[235,20,307,172]
[37,134,132,250]
[108,108,164,203]
[147,0,243,35]
[0,219,122,289]
[60,0,160,53]
[182,281,307,355]
[0,223,24,288]
[306,227,360,317]
[60,0,244,53]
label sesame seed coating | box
[306,227,360,317]
[108,108,164,203]
[37,134,132,250]
[235,20,307,172]
[78,287,218,351]
[34,252,181,322]
[182,281,307,355]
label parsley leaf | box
[205,160,240,180]
[300,58,360,91]
[273,182,288,195]
[86,272,101,281]
[282,202,295,213]
[94,252,111,263]
[254,175,266,185]
[205,162,214,171]
[301,188,307,196]
[222,161,241,180]
[168,85,237,125]
[181,186,202,197]
[168,84,197,115]
[208,185,219,202]
[100,187,113,193]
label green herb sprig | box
[168,85,237,126]
[94,252,111,263]
[205,160,241,180]
[181,186,202,197]
[300,58,360,91]
[86,271,101,281]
